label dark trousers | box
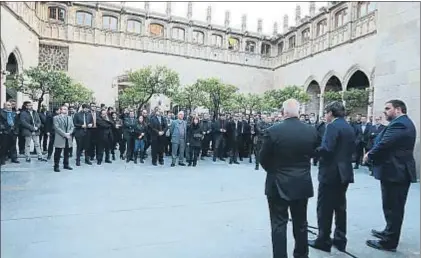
[89,129,98,159]
[151,137,165,164]
[75,131,90,162]
[18,134,25,154]
[0,133,17,161]
[354,142,368,165]
[380,180,410,247]
[316,183,349,247]
[229,139,239,161]
[47,133,55,158]
[97,134,111,162]
[54,141,70,168]
[213,135,225,159]
[254,139,263,165]
[39,132,49,151]
[125,134,136,160]
[239,134,251,158]
[165,136,172,155]
[268,195,309,258]
[189,146,200,163]
[201,134,211,156]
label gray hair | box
[282,99,300,117]
[178,111,184,116]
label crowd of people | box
[1,99,386,173]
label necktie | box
[64,116,68,132]
[83,113,86,126]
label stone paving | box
[1,156,419,258]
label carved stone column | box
[0,71,6,107]
[295,5,301,25]
[318,94,325,118]
[283,14,289,32]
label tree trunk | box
[37,91,45,112]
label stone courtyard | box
[1,158,419,258]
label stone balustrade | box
[3,1,377,70]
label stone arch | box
[346,70,370,90]
[342,64,372,89]
[320,70,343,93]
[303,75,319,92]
[0,41,7,71]
[305,79,321,116]
[10,47,24,73]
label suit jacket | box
[354,122,372,146]
[148,115,168,140]
[20,110,42,137]
[170,119,187,143]
[73,111,93,136]
[53,115,74,148]
[260,117,319,201]
[38,111,50,133]
[317,117,356,184]
[211,119,228,138]
[367,123,385,149]
[123,117,137,139]
[96,116,114,140]
[368,115,417,183]
[227,120,242,143]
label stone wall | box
[66,42,274,105]
[373,2,420,177]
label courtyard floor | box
[1,157,419,258]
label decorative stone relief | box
[38,44,69,71]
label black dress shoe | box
[171,163,175,167]
[371,229,387,239]
[97,161,102,165]
[308,239,331,252]
[26,158,31,163]
[63,166,73,170]
[159,161,164,165]
[54,167,60,172]
[152,163,158,166]
[255,165,259,170]
[76,160,81,166]
[11,159,20,164]
[366,240,396,252]
[38,157,48,162]
[105,160,112,164]
[178,162,186,166]
[233,161,240,164]
[332,240,346,252]
[85,160,92,165]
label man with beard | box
[96,109,114,165]
[148,109,168,166]
[363,100,417,252]
[0,101,19,165]
[73,104,93,166]
[260,99,318,258]
[200,113,212,159]
[52,105,74,172]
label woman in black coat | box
[187,116,203,167]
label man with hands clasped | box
[53,105,74,172]
[73,104,93,166]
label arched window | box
[127,20,141,34]
[76,11,92,27]
[172,27,185,41]
[192,30,204,44]
[357,2,376,18]
[150,23,164,37]
[316,19,327,37]
[245,41,256,53]
[302,28,310,43]
[288,36,296,49]
[48,6,65,22]
[277,41,284,55]
[335,8,348,28]
[228,37,239,51]
[261,43,271,56]
[211,34,223,48]
[102,15,118,31]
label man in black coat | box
[0,101,19,165]
[260,99,318,258]
[73,104,93,166]
[96,109,114,165]
[211,113,228,162]
[227,114,241,164]
[353,114,372,169]
[148,109,168,166]
[364,99,417,252]
[308,101,356,253]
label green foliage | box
[5,66,72,109]
[195,78,238,118]
[172,84,204,113]
[230,92,266,114]
[118,66,180,109]
[53,82,95,105]
[343,88,371,114]
[264,85,311,109]
[323,90,343,103]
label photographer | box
[20,101,47,162]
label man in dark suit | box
[227,114,241,164]
[308,101,356,253]
[260,99,319,258]
[211,113,228,162]
[367,116,386,150]
[148,109,168,166]
[353,114,372,169]
[364,99,417,252]
[73,104,93,166]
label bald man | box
[260,99,319,258]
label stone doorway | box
[5,53,18,101]
[305,80,321,116]
[346,70,370,115]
